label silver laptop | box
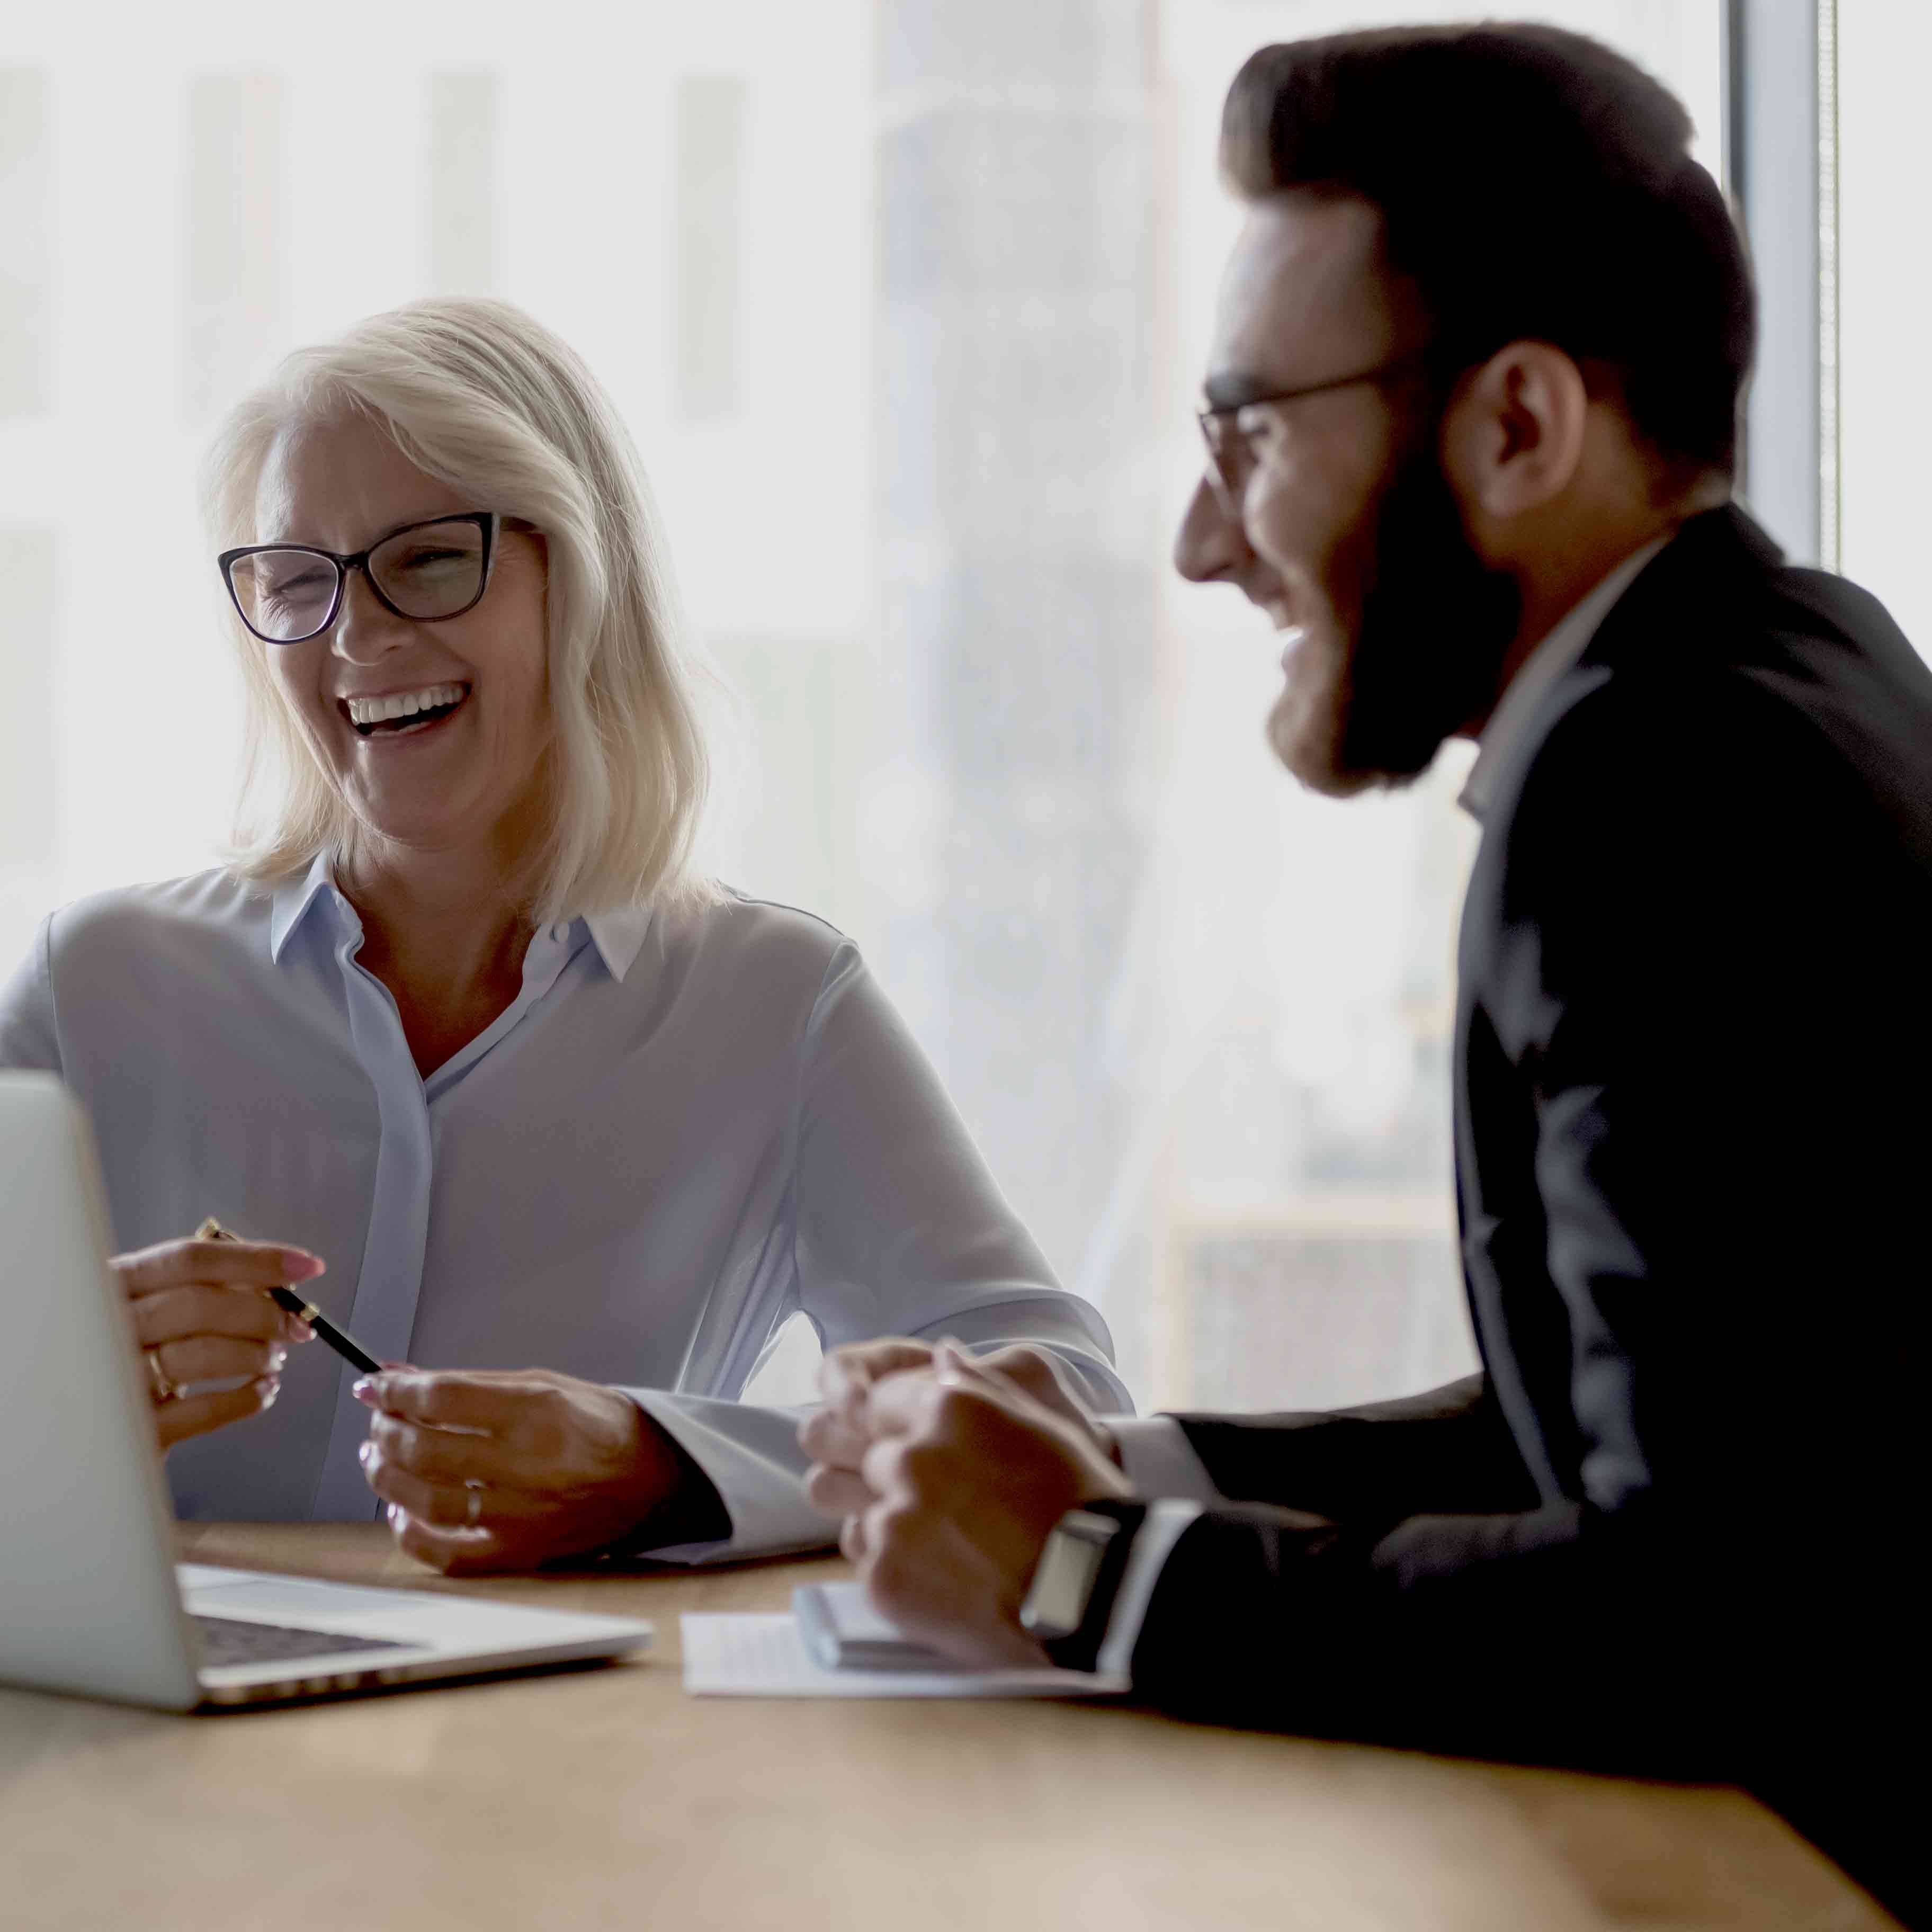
[0,1072,651,1709]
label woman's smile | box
[337,680,474,741]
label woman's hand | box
[353,1367,701,1575]
[111,1235,322,1452]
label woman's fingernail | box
[357,1439,373,1465]
[385,1503,402,1528]
[267,1347,287,1373]
[283,1316,314,1343]
[351,1378,376,1404]
[279,1251,325,1280]
[255,1375,280,1408]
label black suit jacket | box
[1128,508,1932,1920]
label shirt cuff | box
[622,1389,836,1564]
[1094,1499,1203,1679]
[1111,1415,1227,1504]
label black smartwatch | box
[1017,1497,1148,1672]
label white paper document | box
[681,1612,1126,1698]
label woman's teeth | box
[344,682,469,734]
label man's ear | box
[1440,341,1590,523]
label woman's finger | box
[114,1238,323,1298]
[368,1412,525,1489]
[352,1368,521,1434]
[387,1506,550,1578]
[155,1376,279,1450]
[155,1335,285,1389]
[360,1449,548,1527]
[129,1283,301,1349]
[386,1507,521,1577]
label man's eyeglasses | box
[218,511,538,646]
[1196,348,1430,512]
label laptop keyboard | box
[193,1613,414,1669]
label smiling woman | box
[222,504,539,839]
[0,298,1128,1573]
[202,301,711,931]
[225,417,564,978]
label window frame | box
[1725,0,1840,570]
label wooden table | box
[0,1525,1894,1931]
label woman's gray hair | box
[200,297,717,922]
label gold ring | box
[145,1348,176,1405]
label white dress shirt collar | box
[1457,534,1669,822]
[267,852,338,963]
[582,903,655,982]
[267,851,655,982]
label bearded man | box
[802,23,1932,1923]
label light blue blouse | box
[0,860,1128,1559]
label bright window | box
[0,2,1723,1411]
[1837,0,1932,660]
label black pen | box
[195,1217,384,1376]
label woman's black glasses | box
[218,511,534,646]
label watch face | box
[1021,1527,1109,1641]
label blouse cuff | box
[619,1388,837,1564]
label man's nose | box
[1173,473,1249,584]
[329,568,413,667]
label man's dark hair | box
[1222,24,1755,471]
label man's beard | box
[1267,434,1520,795]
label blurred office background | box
[1,1,1922,1411]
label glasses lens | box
[228,550,341,642]
[1198,413,1248,507]
[369,519,488,621]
